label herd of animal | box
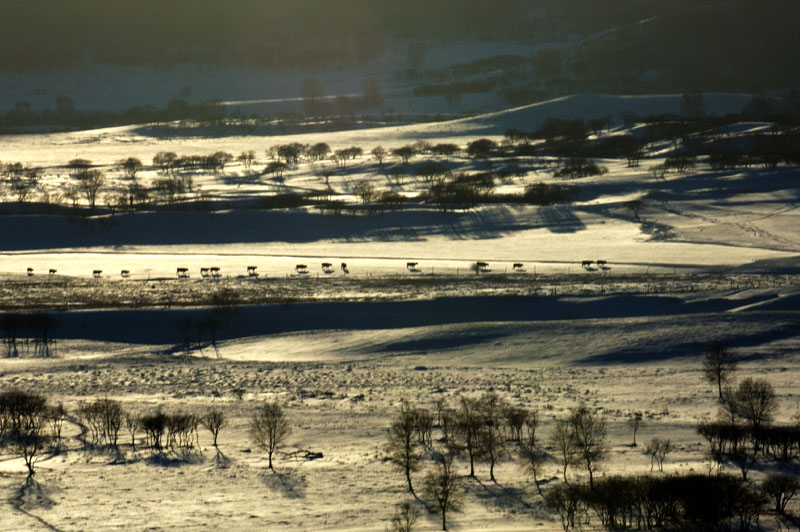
[22,260,609,279]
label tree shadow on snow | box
[262,468,307,499]
[214,448,232,468]
[538,206,586,234]
[10,476,64,532]
[469,476,535,514]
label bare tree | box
[202,409,226,448]
[47,402,66,446]
[76,169,105,207]
[624,199,644,220]
[732,377,777,429]
[762,473,800,515]
[480,392,505,482]
[702,342,737,400]
[125,412,140,451]
[117,157,142,179]
[568,405,607,487]
[520,410,546,497]
[353,181,376,204]
[454,396,484,477]
[0,389,52,478]
[153,151,178,174]
[423,453,462,531]
[393,146,415,164]
[372,146,387,165]
[550,417,578,484]
[520,443,547,498]
[387,501,419,532]
[67,158,92,176]
[626,412,644,446]
[386,400,422,493]
[237,150,256,171]
[645,438,673,472]
[250,402,290,469]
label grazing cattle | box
[406,262,418,270]
[210,267,221,279]
[581,260,593,268]
[120,270,130,278]
[476,261,489,270]
[26,268,33,276]
[93,270,103,278]
[177,267,189,279]
[49,269,57,276]
[596,260,607,268]
[513,263,524,271]
[247,266,258,277]
[341,262,348,272]
[200,267,210,278]
[295,264,308,273]
[321,262,334,273]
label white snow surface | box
[1,95,800,531]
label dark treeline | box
[0,1,673,71]
[4,0,792,79]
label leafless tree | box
[702,342,737,400]
[624,199,643,220]
[237,150,256,171]
[125,412,140,451]
[387,501,419,532]
[393,146,415,164]
[762,473,800,515]
[47,402,66,446]
[568,404,607,487]
[117,157,142,179]
[550,417,579,484]
[386,400,422,493]
[732,377,777,429]
[520,438,547,498]
[202,409,226,448]
[0,389,52,478]
[645,438,673,472]
[412,407,434,447]
[626,412,643,446]
[372,146,387,165]
[76,169,105,207]
[503,404,527,441]
[480,392,505,482]
[353,181,376,204]
[153,151,177,174]
[423,453,462,531]
[250,402,290,469]
[454,396,484,477]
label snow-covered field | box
[2,94,800,530]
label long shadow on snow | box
[577,311,800,366]
[376,332,507,353]
[44,294,749,344]
[0,207,533,251]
